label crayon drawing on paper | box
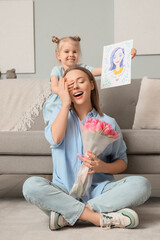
[101,40,133,89]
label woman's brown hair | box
[64,66,103,116]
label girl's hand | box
[58,77,71,108]
[77,151,106,174]
[131,48,137,59]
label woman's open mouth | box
[73,91,83,99]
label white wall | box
[0,0,35,73]
[114,0,160,55]
[32,0,114,79]
[0,0,159,79]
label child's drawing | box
[101,40,133,89]
[109,47,125,75]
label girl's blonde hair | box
[64,66,103,116]
[52,35,81,54]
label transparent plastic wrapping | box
[70,118,119,198]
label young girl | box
[43,36,137,124]
[23,66,151,231]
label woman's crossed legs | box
[23,176,151,230]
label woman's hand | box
[67,79,74,92]
[77,151,105,174]
[77,151,127,175]
[58,77,72,108]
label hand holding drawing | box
[131,48,137,58]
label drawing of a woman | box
[109,47,125,75]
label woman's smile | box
[73,91,84,99]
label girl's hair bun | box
[52,36,60,43]
[73,36,81,41]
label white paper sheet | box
[101,40,133,89]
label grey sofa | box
[0,79,160,198]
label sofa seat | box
[0,129,160,176]
[0,155,52,174]
[1,129,160,155]
[122,129,160,154]
[122,129,160,175]
[0,131,50,155]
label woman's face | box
[113,48,124,66]
[65,70,94,107]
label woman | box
[23,66,151,230]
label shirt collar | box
[70,108,98,123]
[81,108,98,124]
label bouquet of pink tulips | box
[70,118,119,198]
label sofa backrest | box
[97,79,142,129]
[31,79,142,131]
[30,110,46,131]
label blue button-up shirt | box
[44,107,127,203]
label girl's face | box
[113,49,124,66]
[56,41,79,70]
[65,70,94,108]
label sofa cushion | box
[0,78,51,131]
[0,174,52,198]
[0,155,159,175]
[125,155,160,174]
[1,130,159,155]
[122,129,160,154]
[0,131,51,155]
[29,111,46,131]
[0,156,52,174]
[132,77,160,129]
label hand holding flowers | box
[77,151,106,175]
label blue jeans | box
[23,176,151,225]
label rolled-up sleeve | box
[44,105,63,148]
[50,66,61,78]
